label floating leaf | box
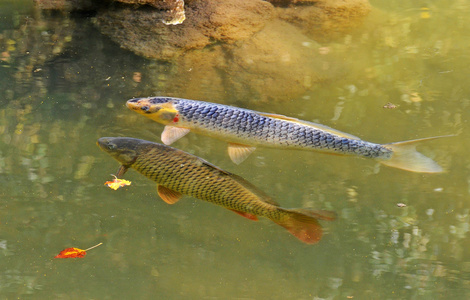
[54,242,103,259]
[104,175,131,190]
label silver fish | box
[126,96,448,173]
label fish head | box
[127,97,179,125]
[97,137,144,166]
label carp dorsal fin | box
[227,143,256,165]
[258,112,361,140]
[200,159,232,175]
[227,173,280,206]
[161,126,191,145]
[157,185,183,204]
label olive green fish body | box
[132,144,280,219]
[98,137,333,244]
[127,97,446,173]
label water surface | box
[1,1,469,299]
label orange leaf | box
[54,242,103,259]
[55,247,86,258]
[104,175,131,190]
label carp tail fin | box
[274,209,336,244]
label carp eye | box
[141,106,149,111]
[107,144,116,150]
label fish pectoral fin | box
[258,112,361,140]
[161,126,191,145]
[115,165,129,178]
[227,143,256,165]
[229,209,259,221]
[157,185,183,204]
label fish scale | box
[170,98,390,158]
[98,137,335,244]
[126,97,447,172]
[127,142,278,219]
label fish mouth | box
[97,137,114,151]
[126,98,142,111]
[126,98,159,114]
[126,98,154,114]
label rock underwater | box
[28,0,372,102]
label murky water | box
[1,0,470,299]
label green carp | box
[97,137,335,244]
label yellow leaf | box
[104,175,131,190]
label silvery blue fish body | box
[127,96,445,173]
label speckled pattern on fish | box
[132,97,392,159]
[126,97,446,173]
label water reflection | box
[1,0,470,299]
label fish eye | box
[107,143,116,150]
[141,106,149,111]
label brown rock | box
[95,0,274,60]
[33,0,94,10]
[278,0,371,42]
[157,20,338,102]
[115,0,188,24]
[114,0,196,9]
[227,20,331,102]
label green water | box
[1,1,469,299]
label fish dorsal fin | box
[225,172,280,206]
[200,160,232,175]
[161,126,191,145]
[229,209,259,221]
[227,143,256,165]
[157,185,182,204]
[258,112,361,140]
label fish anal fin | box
[381,135,453,173]
[258,112,360,140]
[161,126,190,145]
[157,185,183,204]
[275,209,324,244]
[229,209,259,221]
[227,143,256,165]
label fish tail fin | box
[274,208,336,244]
[380,135,453,173]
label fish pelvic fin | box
[274,208,335,244]
[380,135,454,173]
[227,143,256,165]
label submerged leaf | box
[104,175,131,190]
[54,242,103,259]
